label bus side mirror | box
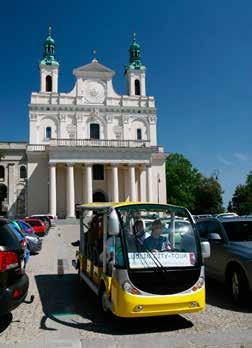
[201,241,210,259]
[108,209,120,236]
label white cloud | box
[234,153,249,161]
[217,155,232,166]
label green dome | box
[40,26,59,67]
[45,35,55,45]
[125,33,145,71]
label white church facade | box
[1,28,167,218]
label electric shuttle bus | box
[73,202,210,317]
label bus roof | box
[78,202,183,211]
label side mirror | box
[207,233,222,241]
[108,209,120,236]
[201,241,210,259]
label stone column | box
[85,163,93,203]
[82,166,86,203]
[111,164,119,202]
[66,164,75,218]
[146,165,153,202]
[49,164,57,216]
[129,165,136,201]
[139,165,146,202]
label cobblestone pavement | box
[0,223,252,347]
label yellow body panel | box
[86,259,93,278]
[110,278,205,318]
[78,201,181,210]
[93,266,102,285]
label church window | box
[20,166,27,179]
[137,128,142,140]
[46,75,52,92]
[135,79,140,96]
[46,127,52,140]
[93,165,104,180]
[90,123,100,139]
[0,166,5,180]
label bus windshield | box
[116,204,198,270]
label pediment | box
[73,59,115,79]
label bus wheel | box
[99,286,111,316]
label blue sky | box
[0,0,251,207]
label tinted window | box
[196,221,209,239]
[207,221,223,235]
[222,221,252,241]
[0,222,20,248]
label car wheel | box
[228,267,248,304]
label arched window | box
[46,127,52,140]
[20,166,27,179]
[90,123,100,139]
[46,75,52,92]
[93,165,104,180]
[136,128,142,140]
[135,79,140,96]
[0,166,4,180]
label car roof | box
[196,216,252,223]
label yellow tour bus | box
[73,202,210,318]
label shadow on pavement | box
[35,274,193,335]
[206,277,252,313]
[0,313,12,333]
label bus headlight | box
[192,277,205,291]
[122,281,140,295]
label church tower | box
[125,33,146,96]
[39,26,59,93]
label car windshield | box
[27,221,40,227]
[223,221,252,241]
[116,204,198,269]
[18,221,33,233]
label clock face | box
[82,80,105,104]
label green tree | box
[166,153,202,210]
[194,176,224,214]
[166,153,224,213]
[230,172,252,215]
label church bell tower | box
[125,33,146,97]
[39,26,59,93]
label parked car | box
[0,218,29,317]
[30,214,56,228]
[23,218,47,236]
[196,216,252,303]
[16,220,42,254]
[9,221,30,268]
[214,212,239,218]
[193,214,213,221]
[29,215,50,231]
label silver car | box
[196,216,252,304]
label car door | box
[205,220,227,281]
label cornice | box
[28,104,156,115]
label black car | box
[0,219,29,316]
[196,216,252,303]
